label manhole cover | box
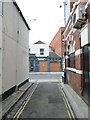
[48,96,63,103]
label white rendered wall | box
[30,44,49,57]
[2,1,29,94]
[0,16,2,96]
[81,23,90,47]
[17,13,29,85]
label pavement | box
[0,81,33,119]
[60,82,89,119]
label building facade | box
[49,27,65,57]
[0,0,30,100]
[29,41,62,72]
[30,41,49,57]
[49,27,65,70]
[49,51,62,72]
[29,41,49,72]
[64,0,90,105]
[29,53,39,72]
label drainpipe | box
[63,2,67,84]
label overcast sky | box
[16,0,64,45]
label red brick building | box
[49,27,65,57]
[63,0,90,105]
[49,27,65,70]
[49,51,62,72]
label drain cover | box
[48,96,63,103]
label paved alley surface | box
[29,72,62,80]
[19,82,69,118]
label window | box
[68,42,75,68]
[69,42,75,54]
[29,48,30,53]
[40,48,44,55]
[70,53,75,68]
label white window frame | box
[69,42,75,54]
[40,48,44,55]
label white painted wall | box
[17,9,29,86]
[0,16,2,95]
[2,1,29,94]
[30,43,49,57]
[81,23,90,47]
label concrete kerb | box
[60,82,88,119]
[29,72,63,75]
[1,82,33,119]
[29,79,59,83]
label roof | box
[34,40,45,44]
[49,52,61,58]
[13,1,30,30]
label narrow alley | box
[19,82,69,118]
[2,73,76,119]
[0,0,90,120]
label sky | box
[16,0,64,45]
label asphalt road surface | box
[29,72,62,79]
[19,82,69,118]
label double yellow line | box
[13,82,38,119]
[58,84,77,120]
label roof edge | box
[13,1,30,30]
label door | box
[39,61,48,72]
[82,47,90,105]
[50,62,60,72]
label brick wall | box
[64,3,83,96]
[74,30,81,50]
[50,62,60,72]
[75,54,82,70]
[64,1,90,103]
[39,61,48,72]
[49,27,65,56]
[67,71,83,96]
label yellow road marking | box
[58,84,76,120]
[13,82,39,119]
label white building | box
[30,41,49,58]
[0,0,30,100]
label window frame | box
[40,48,44,55]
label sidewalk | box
[0,81,33,119]
[60,82,89,119]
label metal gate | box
[82,47,90,105]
